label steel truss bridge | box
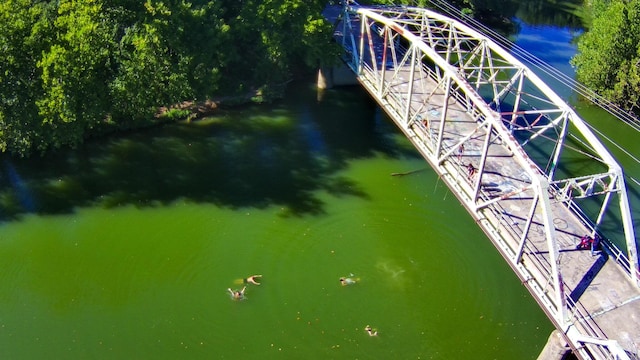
[325,1,640,359]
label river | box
[0,4,638,360]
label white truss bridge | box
[325,2,640,359]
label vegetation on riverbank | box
[3,0,635,157]
[0,0,340,156]
[571,0,640,116]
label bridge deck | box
[363,65,640,355]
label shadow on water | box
[0,82,420,222]
[513,0,585,29]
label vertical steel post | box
[364,17,377,77]
[516,197,539,263]
[537,177,568,324]
[358,13,366,75]
[617,173,640,286]
[472,123,492,200]
[548,116,568,181]
[509,72,525,132]
[379,26,388,96]
[403,45,417,125]
[435,76,451,158]
[594,184,613,235]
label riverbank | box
[156,83,291,123]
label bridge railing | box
[473,175,633,358]
[562,195,640,281]
[489,196,621,359]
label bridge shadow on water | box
[0,83,421,222]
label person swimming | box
[339,276,357,286]
[227,286,246,300]
[233,274,263,286]
[364,325,378,336]
[244,275,262,285]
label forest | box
[1,0,638,157]
[0,0,340,156]
[571,0,640,115]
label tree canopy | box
[571,0,640,114]
[0,0,339,156]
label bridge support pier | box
[317,63,358,89]
[537,330,574,360]
[317,67,332,89]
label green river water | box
[0,84,552,359]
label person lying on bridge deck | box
[577,235,592,250]
[576,234,602,254]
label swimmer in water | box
[227,286,246,300]
[339,276,358,286]
[245,275,262,285]
[234,274,263,286]
[364,325,378,336]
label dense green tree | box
[0,0,339,156]
[571,0,640,114]
[36,0,117,148]
[110,22,192,124]
[7,0,564,157]
[0,0,56,154]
